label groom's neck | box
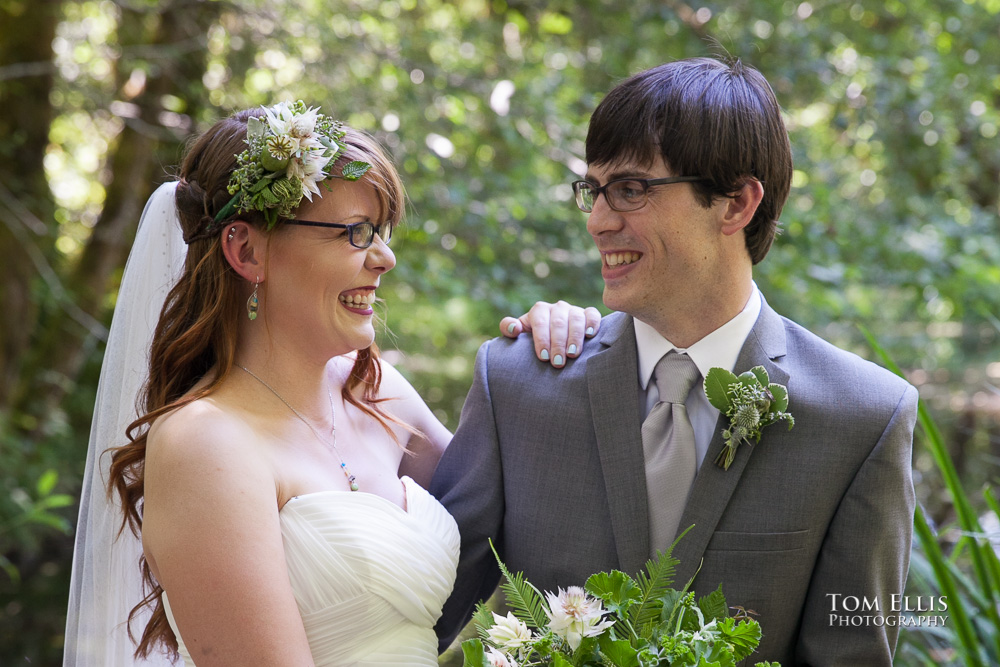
[631,277,754,349]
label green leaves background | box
[1,0,999,663]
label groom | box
[431,57,917,665]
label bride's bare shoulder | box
[145,397,264,480]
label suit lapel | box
[586,313,651,576]
[672,299,790,585]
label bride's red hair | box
[106,108,405,659]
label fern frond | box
[490,539,550,629]
[471,602,495,643]
[629,526,690,628]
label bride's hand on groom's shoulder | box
[500,301,602,368]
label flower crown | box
[214,100,371,229]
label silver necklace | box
[238,364,359,492]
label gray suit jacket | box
[431,300,917,665]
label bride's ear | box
[221,221,264,282]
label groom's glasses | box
[286,220,393,248]
[572,176,707,213]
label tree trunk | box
[14,1,221,422]
[0,0,60,414]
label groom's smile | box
[603,251,641,268]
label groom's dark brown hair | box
[585,57,793,265]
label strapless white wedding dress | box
[162,476,459,665]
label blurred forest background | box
[1,0,998,664]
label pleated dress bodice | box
[163,476,459,666]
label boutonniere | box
[704,366,794,470]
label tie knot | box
[652,351,701,404]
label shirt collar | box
[635,282,762,390]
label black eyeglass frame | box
[571,176,707,212]
[285,219,393,249]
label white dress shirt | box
[635,283,762,470]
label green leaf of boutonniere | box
[705,365,795,470]
[768,384,789,412]
[750,366,770,386]
[704,368,738,413]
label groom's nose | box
[586,196,626,239]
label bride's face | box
[264,177,395,359]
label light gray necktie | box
[642,351,701,556]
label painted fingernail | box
[553,354,564,366]
[568,344,578,355]
[507,322,517,334]
[540,349,550,361]
[586,326,595,336]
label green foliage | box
[0,468,74,583]
[471,602,496,643]
[697,585,729,625]
[341,160,372,181]
[630,536,684,632]
[865,330,1000,666]
[469,533,773,667]
[462,637,490,666]
[3,0,1000,664]
[585,570,641,618]
[491,540,550,630]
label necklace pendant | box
[341,463,359,492]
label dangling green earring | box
[247,277,260,320]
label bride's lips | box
[601,250,642,279]
[338,287,377,315]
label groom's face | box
[585,155,730,324]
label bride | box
[63,102,598,666]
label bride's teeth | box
[340,292,376,306]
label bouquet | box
[462,531,779,667]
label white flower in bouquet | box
[544,586,615,650]
[462,537,781,667]
[485,611,532,650]
[486,647,518,667]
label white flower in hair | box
[263,100,319,138]
[218,100,371,227]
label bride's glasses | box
[286,219,393,248]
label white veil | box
[64,181,185,666]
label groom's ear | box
[720,179,764,237]
[221,221,265,282]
